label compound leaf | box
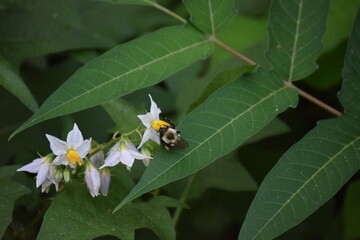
[267,0,330,81]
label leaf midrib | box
[288,0,303,81]
[119,84,290,208]
[250,133,360,240]
[28,39,210,125]
[208,0,215,35]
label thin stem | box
[152,2,187,24]
[284,81,342,117]
[173,174,196,226]
[209,36,257,65]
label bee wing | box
[175,137,188,149]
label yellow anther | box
[66,149,83,166]
[150,120,171,131]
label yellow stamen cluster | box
[150,120,171,131]
[66,149,83,166]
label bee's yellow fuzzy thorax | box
[151,120,171,131]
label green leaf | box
[184,0,237,35]
[343,180,360,240]
[10,25,213,139]
[267,0,330,81]
[114,68,298,212]
[0,165,31,237]
[96,0,155,5]
[238,115,360,240]
[37,169,175,240]
[239,12,360,239]
[187,65,256,113]
[0,57,39,112]
[102,98,141,133]
[339,9,360,116]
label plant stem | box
[173,174,196,226]
[284,81,342,117]
[209,36,257,65]
[152,2,187,24]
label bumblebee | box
[153,119,188,150]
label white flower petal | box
[137,113,153,128]
[36,163,50,187]
[129,149,151,160]
[46,134,67,155]
[52,155,69,166]
[138,128,155,149]
[100,151,121,169]
[120,149,135,167]
[108,142,120,155]
[85,164,100,197]
[149,128,161,144]
[41,178,52,193]
[77,138,92,158]
[100,169,111,196]
[67,123,84,148]
[148,94,161,119]
[17,157,43,173]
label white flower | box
[99,168,111,196]
[46,123,91,167]
[17,155,54,188]
[85,160,100,197]
[100,138,151,171]
[90,151,111,196]
[137,94,164,148]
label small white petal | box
[108,142,120,155]
[100,151,121,169]
[100,169,111,196]
[52,155,69,166]
[77,138,92,158]
[17,157,43,173]
[138,128,153,149]
[85,164,100,197]
[46,134,67,155]
[137,113,153,128]
[36,163,50,187]
[66,123,84,148]
[120,149,135,167]
[149,128,161,144]
[41,178,52,193]
[148,94,161,119]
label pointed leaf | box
[0,57,38,112]
[239,115,360,240]
[114,68,298,212]
[0,166,31,237]
[184,0,237,35]
[339,9,360,116]
[37,170,175,240]
[10,25,213,138]
[267,0,330,81]
[239,10,360,240]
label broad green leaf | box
[339,9,360,116]
[37,169,175,240]
[10,25,213,138]
[238,10,360,240]
[187,65,256,113]
[0,165,31,237]
[114,68,298,212]
[267,0,330,81]
[238,115,360,240]
[0,57,38,112]
[102,98,141,133]
[97,0,155,6]
[343,181,360,240]
[184,0,237,35]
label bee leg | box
[165,117,175,128]
[165,145,171,151]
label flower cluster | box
[18,95,165,197]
